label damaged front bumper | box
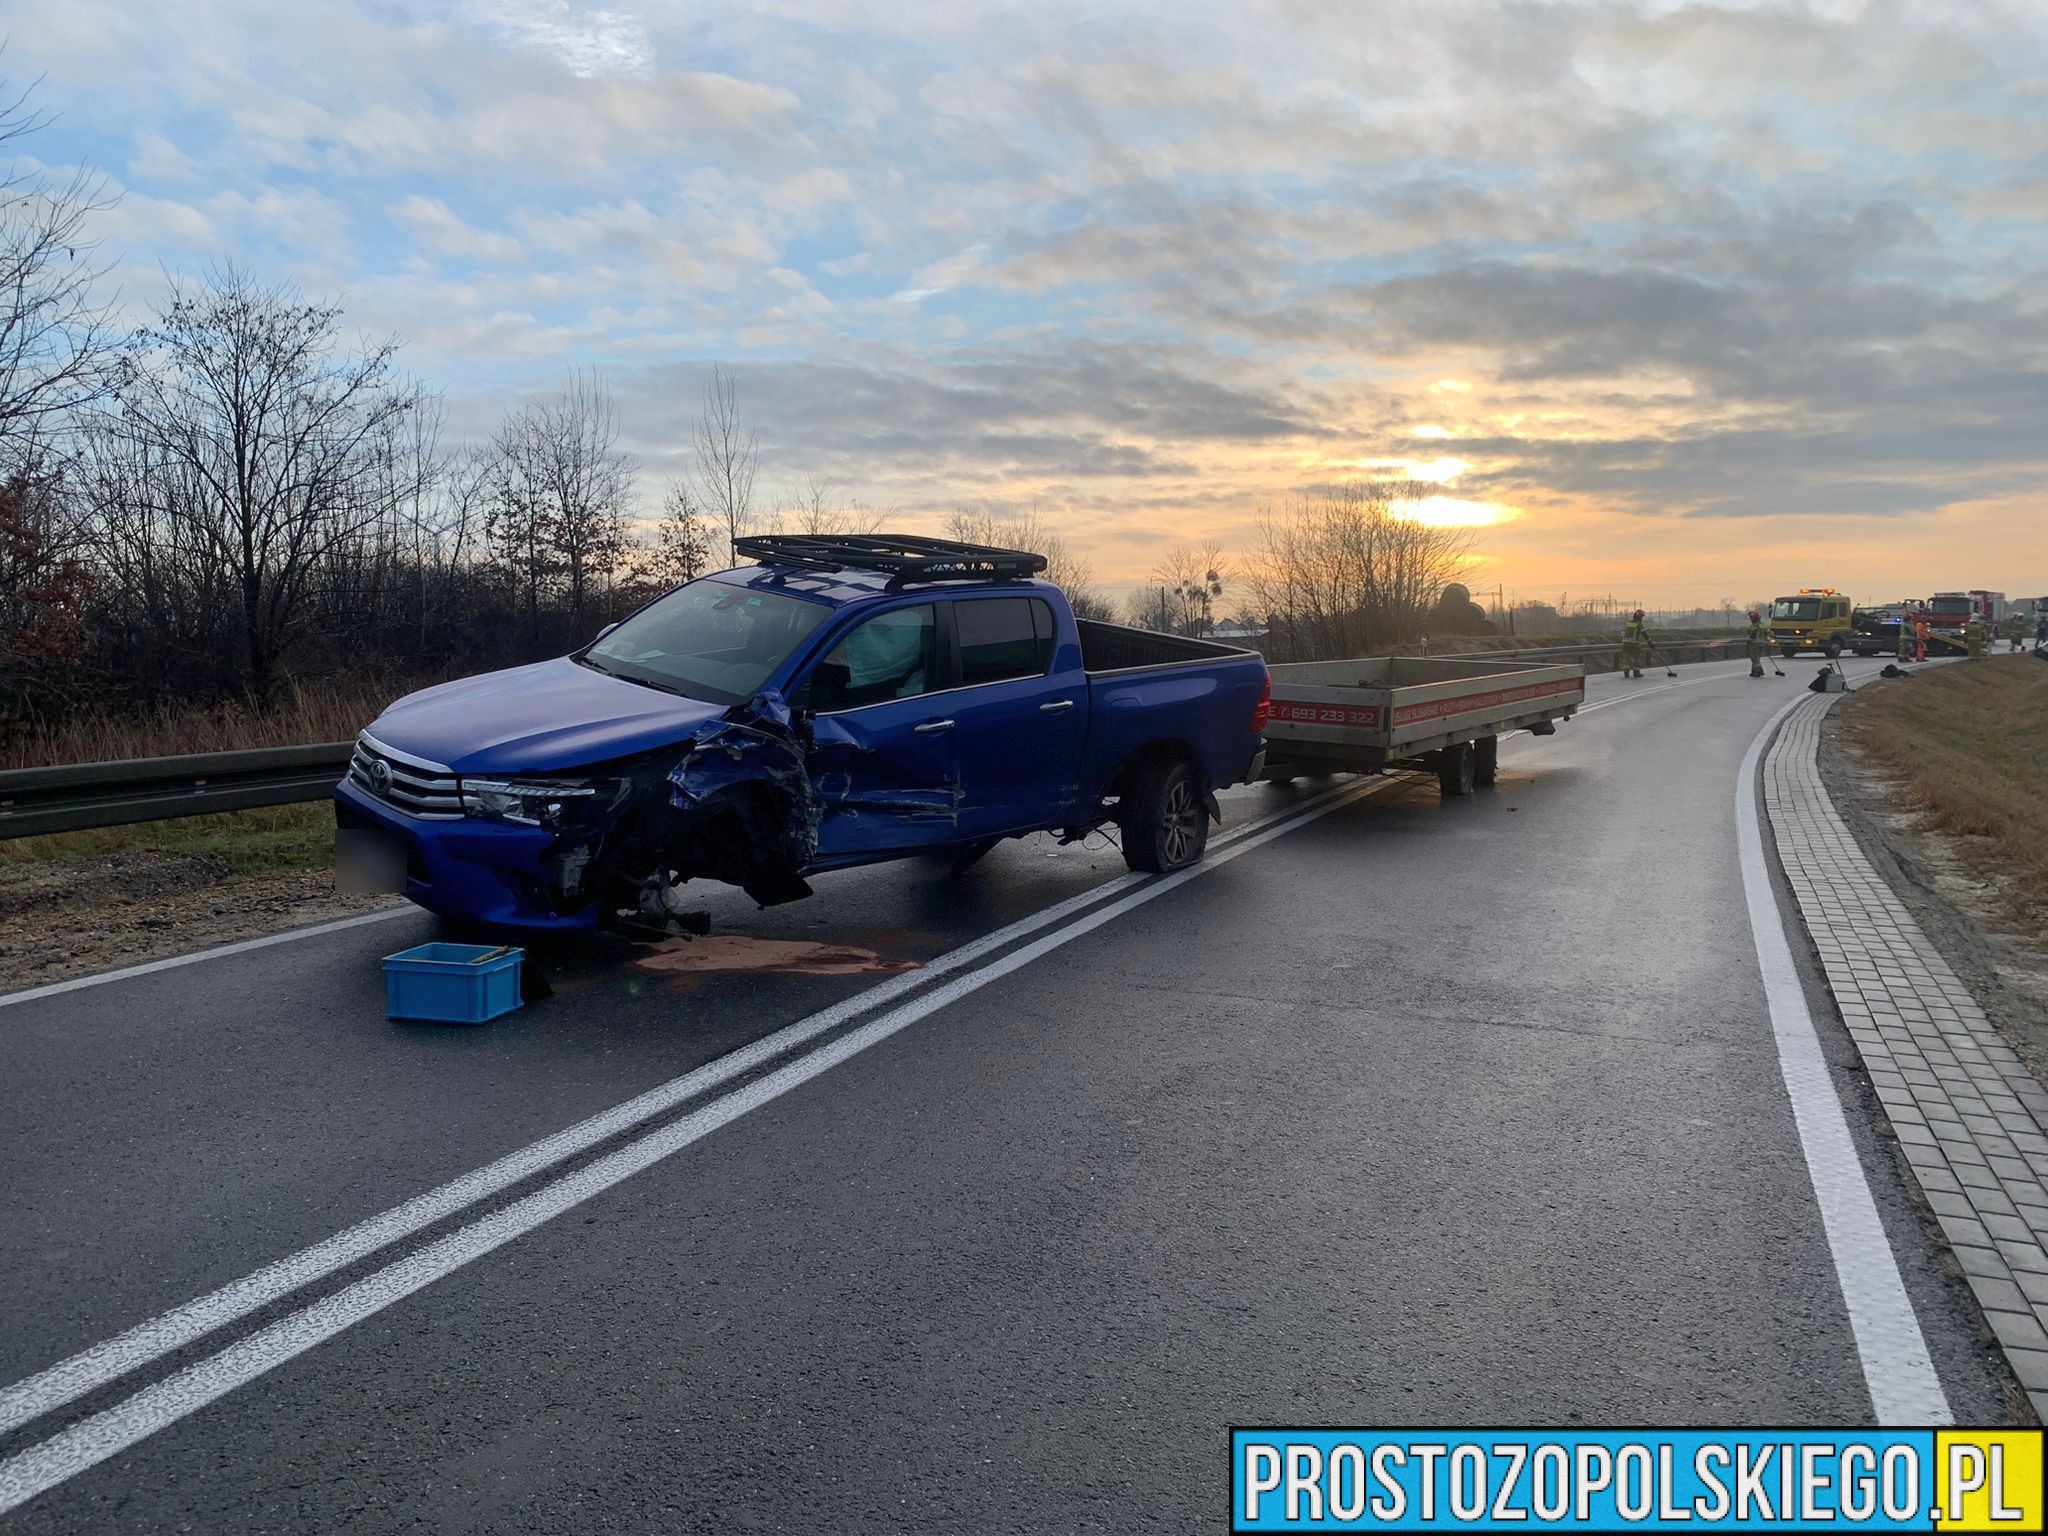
[336,777,601,931]
[336,691,827,932]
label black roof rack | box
[734,533,1048,588]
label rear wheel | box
[1120,759,1210,873]
[1473,736,1499,788]
[1437,741,1477,798]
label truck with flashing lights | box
[1768,588,1856,658]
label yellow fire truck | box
[1769,588,1855,657]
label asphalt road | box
[0,655,2016,1531]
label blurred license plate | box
[337,827,408,893]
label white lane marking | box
[1735,692,1951,1425]
[0,907,417,1011]
[0,775,1387,1513]
[0,773,1387,1440]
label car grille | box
[349,735,463,819]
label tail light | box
[1251,673,1271,733]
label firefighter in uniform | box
[1895,609,1915,664]
[1622,608,1647,678]
[1747,610,1769,676]
[1914,613,1930,661]
[2007,613,2028,652]
[1966,615,1988,659]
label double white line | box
[0,772,1403,1514]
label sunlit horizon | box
[9,0,2043,608]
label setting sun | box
[1393,496,1515,529]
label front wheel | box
[1121,760,1210,873]
[1823,638,1843,659]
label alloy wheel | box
[1161,779,1197,866]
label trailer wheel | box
[1437,742,1477,798]
[1121,759,1209,873]
[1473,736,1499,788]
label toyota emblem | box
[369,758,394,796]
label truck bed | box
[1076,619,1255,673]
[1264,655,1584,772]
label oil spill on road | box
[632,934,922,983]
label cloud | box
[10,0,2048,595]
[389,196,524,264]
[469,0,654,78]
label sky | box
[8,0,2046,609]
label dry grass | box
[1837,655,2048,913]
[0,675,427,770]
[0,802,337,875]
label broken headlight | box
[460,776,625,829]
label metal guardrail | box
[0,742,354,840]
[1434,638,1745,666]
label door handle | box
[1039,699,1076,713]
[914,719,955,734]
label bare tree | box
[1120,584,1176,632]
[942,507,1107,616]
[647,477,714,589]
[779,472,882,537]
[540,371,631,629]
[105,267,426,695]
[1242,481,1473,661]
[0,76,116,462]
[484,371,632,637]
[483,405,552,640]
[1150,540,1227,636]
[691,363,757,562]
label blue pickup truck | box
[335,535,1270,932]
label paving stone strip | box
[1766,695,2048,1418]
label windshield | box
[1772,598,1821,620]
[584,581,830,704]
[1931,596,1971,614]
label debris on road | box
[383,941,526,1023]
[630,934,922,983]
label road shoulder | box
[1772,694,2048,1418]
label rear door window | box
[955,598,1054,687]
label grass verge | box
[0,802,336,877]
[1836,655,2048,916]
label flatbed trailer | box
[1261,656,1586,797]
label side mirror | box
[594,622,618,642]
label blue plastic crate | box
[383,942,525,1023]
